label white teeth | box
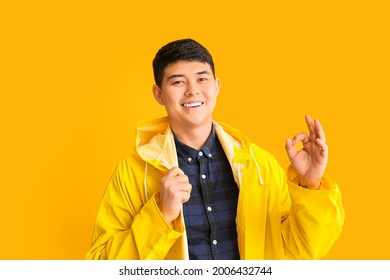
[182,102,203,108]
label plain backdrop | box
[1,0,389,259]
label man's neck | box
[170,122,213,150]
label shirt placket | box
[198,150,221,258]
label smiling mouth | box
[182,102,204,108]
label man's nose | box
[185,81,200,96]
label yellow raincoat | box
[86,117,345,260]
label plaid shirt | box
[174,125,240,260]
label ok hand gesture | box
[285,115,328,189]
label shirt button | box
[207,206,212,212]
[198,151,203,156]
[188,157,192,162]
[201,174,206,179]
[212,240,218,245]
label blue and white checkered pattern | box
[174,125,240,260]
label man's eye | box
[198,77,208,82]
[173,81,184,85]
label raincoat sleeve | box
[279,162,345,259]
[86,155,184,260]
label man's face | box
[153,60,220,131]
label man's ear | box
[152,84,164,105]
[215,77,221,96]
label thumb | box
[285,138,297,160]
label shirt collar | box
[174,124,215,163]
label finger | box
[305,114,317,142]
[170,180,192,192]
[314,119,326,143]
[163,175,190,189]
[177,174,190,183]
[166,166,185,177]
[181,191,191,203]
[315,138,329,157]
[292,132,310,145]
[177,182,192,192]
[178,184,192,203]
[166,175,189,185]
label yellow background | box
[1,1,389,259]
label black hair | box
[152,38,215,87]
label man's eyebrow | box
[167,74,185,80]
[196,70,211,75]
[166,71,211,81]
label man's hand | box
[158,167,192,224]
[285,115,328,189]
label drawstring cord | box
[249,146,264,185]
[144,162,149,201]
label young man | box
[86,38,345,260]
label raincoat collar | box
[136,116,256,179]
